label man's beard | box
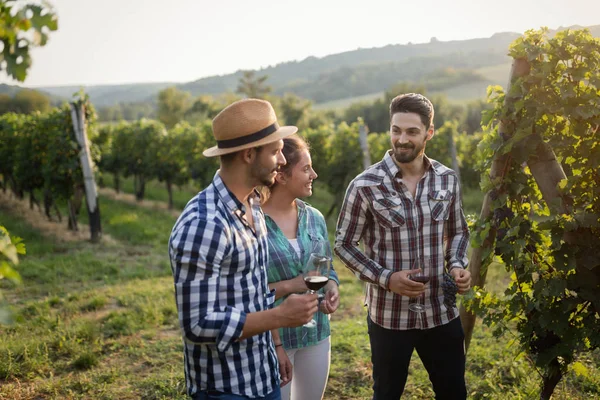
[251,161,278,187]
[393,141,425,163]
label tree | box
[0,1,58,81]
[157,87,191,128]
[321,121,366,219]
[0,93,12,114]
[0,89,52,115]
[154,122,196,209]
[279,93,312,126]
[236,70,272,99]
[13,89,51,113]
[184,95,223,123]
[466,28,600,399]
[462,99,491,135]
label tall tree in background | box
[0,89,51,114]
[0,1,58,81]
[184,95,223,123]
[236,71,272,99]
[279,93,312,126]
[157,87,191,128]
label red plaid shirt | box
[334,151,469,330]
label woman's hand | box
[320,281,339,314]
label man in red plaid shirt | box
[334,93,472,399]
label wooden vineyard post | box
[70,101,102,242]
[459,58,530,351]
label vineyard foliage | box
[468,28,600,398]
[0,103,96,215]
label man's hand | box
[320,282,339,314]
[388,269,425,297]
[288,275,308,293]
[277,293,319,327]
[277,346,292,387]
[450,268,471,294]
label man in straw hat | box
[169,98,318,400]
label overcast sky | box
[2,0,599,87]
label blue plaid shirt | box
[169,172,279,398]
[264,200,339,350]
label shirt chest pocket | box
[372,197,406,228]
[428,190,453,221]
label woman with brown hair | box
[262,134,340,400]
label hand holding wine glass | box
[408,257,431,314]
[302,252,331,328]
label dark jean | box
[367,315,467,400]
[192,386,281,400]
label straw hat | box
[203,98,298,157]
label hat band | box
[217,122,280,149]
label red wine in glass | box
[304,276,329,291]
[411,276,430,284]
[303,253,331,328]
[408,257,430,313]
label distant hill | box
[31,82,175,107]
[180,32,518,99]
[23,24,600,108]
[0,83,64,105]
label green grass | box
[1,185,599,399]
[431,80,491,102]
[83,195,177,248]
[100,174,200,211]
[476,63,513,87]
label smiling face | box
[390,112,433,164]
[250,139,286,187]
[282,149,318,198]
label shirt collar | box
[264,199,307,224]
[382,150,441,179]
[212,171,261,217]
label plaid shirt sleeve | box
[445,177,470,271]
[334,180,393,289]
[170,217,247,353]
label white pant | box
[280,336,331,400]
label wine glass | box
[310,238,329,258]
[408,256,430,314]
[302,252,331,328]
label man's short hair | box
[389,93,435,129]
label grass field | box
[313,92,384,111]
[1,180,599,399]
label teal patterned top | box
[264,200,339,350]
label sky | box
[2,0,599,88]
